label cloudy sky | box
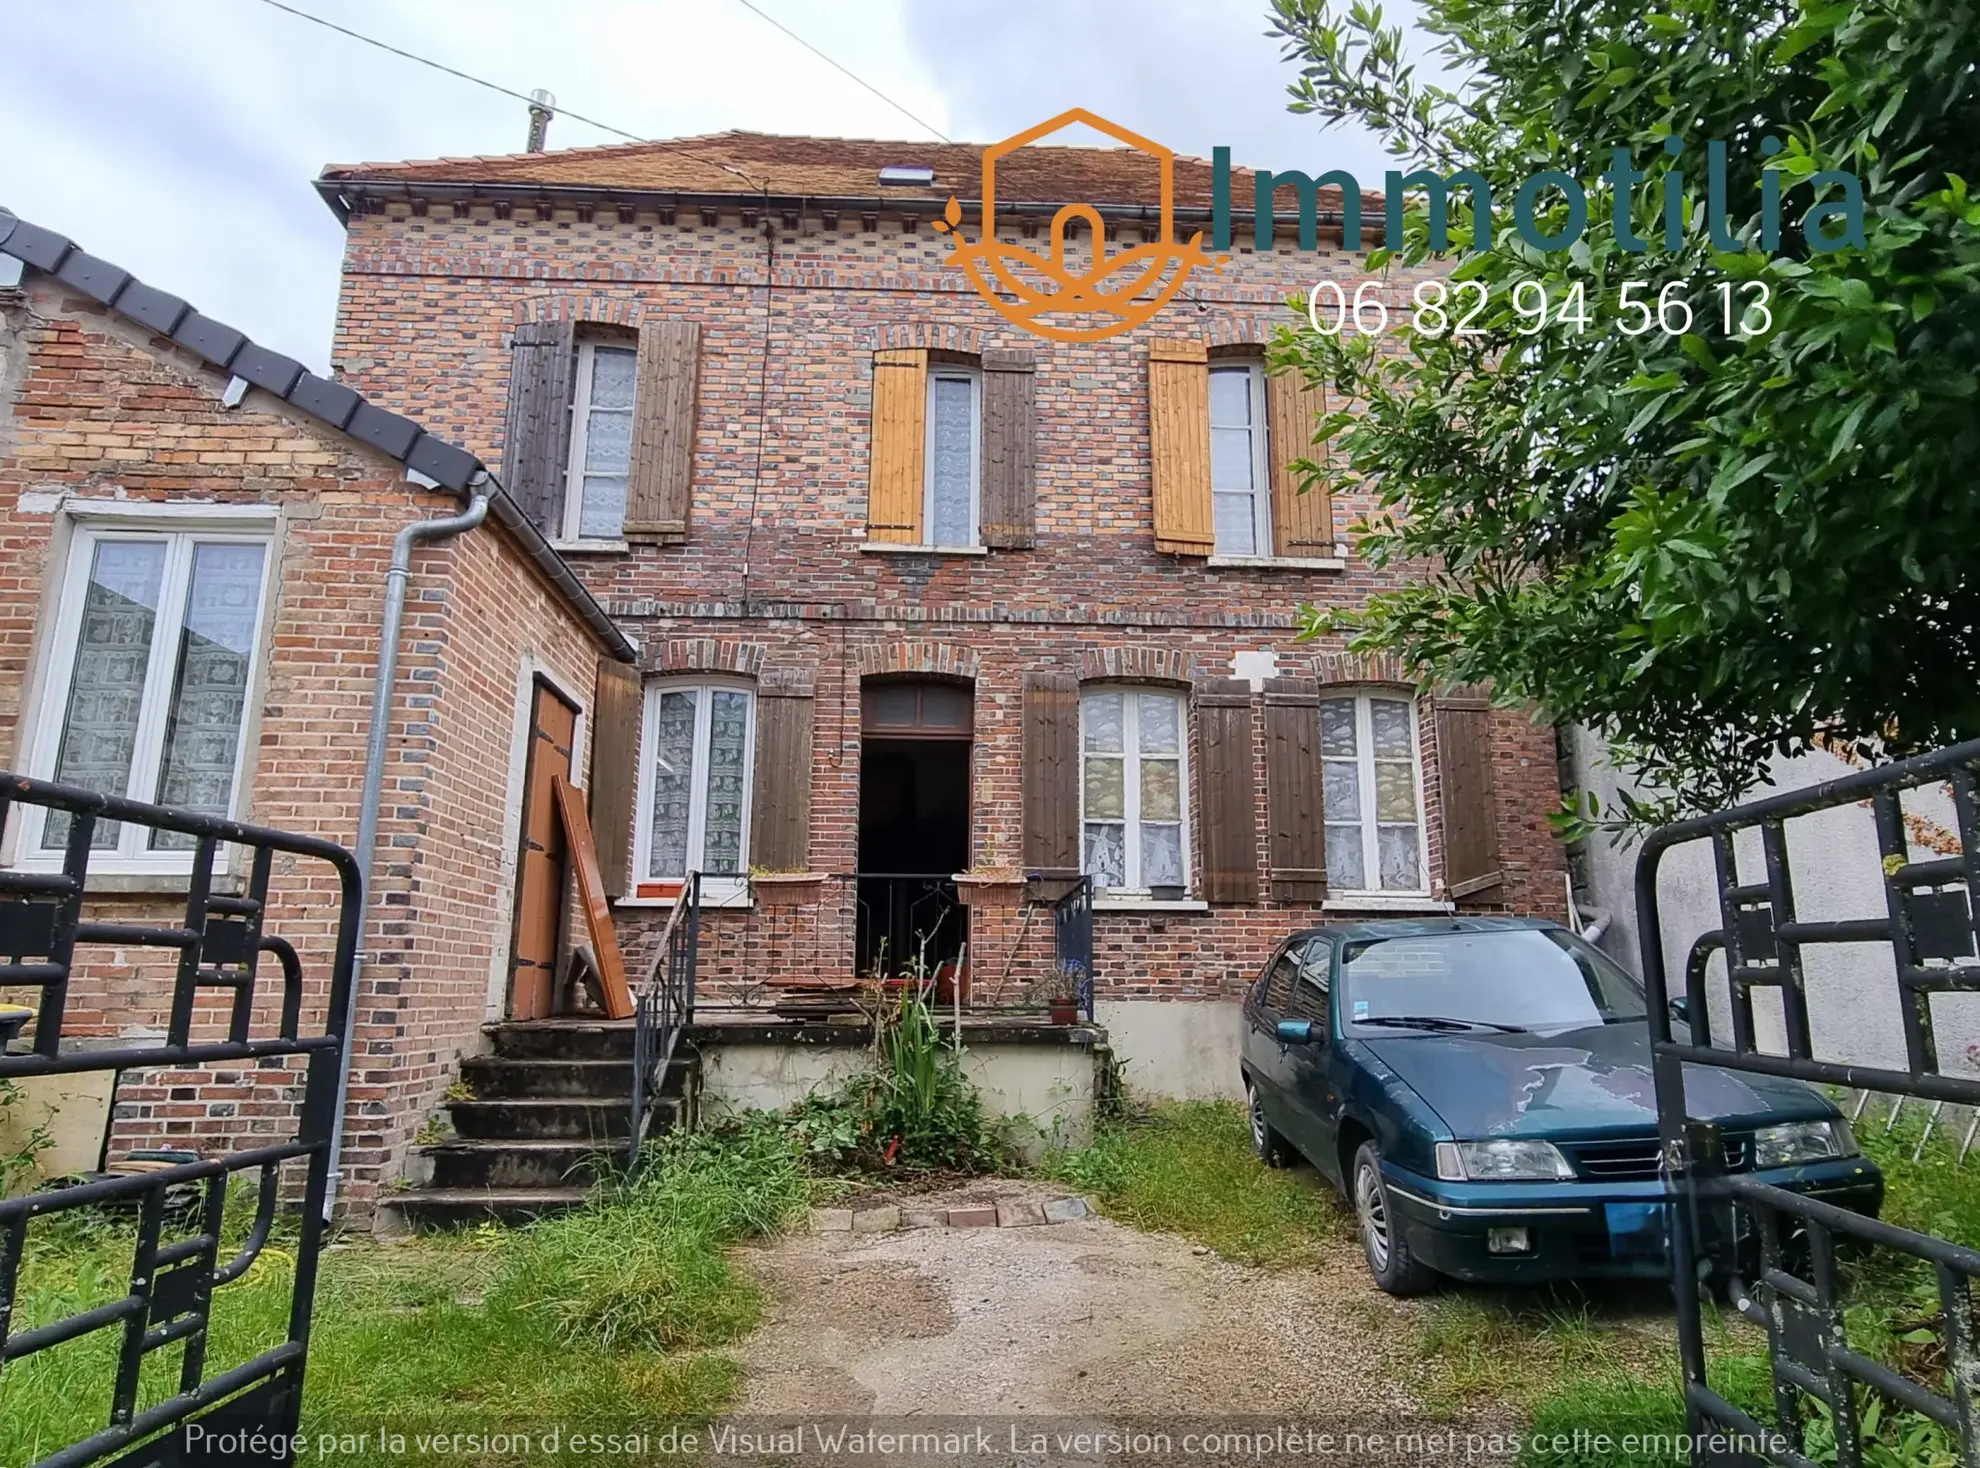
[2,1,1420,370]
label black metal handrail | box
[628,872,699,1171]
[0,771,361,1468]
[1045,874,1096,1021]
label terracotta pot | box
[1049,1002,1079,1026]
[954,873,1026,909]
[752,873,825,908]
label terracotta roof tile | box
[321,128,1351,211]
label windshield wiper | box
[1356,1014,1530,1034]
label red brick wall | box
[0,278,603,1212]
[330,197,1567,1007]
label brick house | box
[0,207,634,1213]
[314,127,1568,1099]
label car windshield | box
[1339,928,1647,1033]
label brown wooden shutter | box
[867,347,927,543]
[1022,671,1080,883]
[587,659,642,901]
[624,319,700,543]
[1194,677,1259,903]
[1148,338,1213,555]
[502,319,576,535]
[981,347,1036,548]
[1434,687,1503,898]
[1267,367,1334,557]
[750,672,816,873]
[1263,677,1327,902]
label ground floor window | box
[637,680,753,879]
[1321,692,1427,893]
[27,526,271,866]
[1080,686,1188,893]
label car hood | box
[1360,1022,1836,1139]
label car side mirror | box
[1668,997,1691,1027]
[1275,1019,1317,1044]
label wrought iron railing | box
[1638,738,1980,1466]
[851,871,965,979]
[1048,874,1095,1021]
[0,771,361,1468]
[628,871,698,1171]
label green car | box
[1239,917,1884,1294]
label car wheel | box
[1247,1081,1297,1168]
[1352,1141,1436,1296]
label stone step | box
[385,1186,591,1229]
[446,1095,679,1141]
[459,1056,635,1100]
[420,1138,620,1191]
[487,1021,637,1061]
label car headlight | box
[1753,1119,1856,1168]
[1435,1139,1576,1181]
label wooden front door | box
[509,679,579,1020]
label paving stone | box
[852,1205,900,1233]
[1042,1195,1089,1224]
[900,1209,944,1229]
[811,1207,853,1232]
[996,1201,1047,1228]
[947,1205,998,1228]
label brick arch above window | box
[871,323,989,355]
[853,640,980,681]
[1312,651,1416,688]
[1077,647,1198,687]
[512,295,647,330]
[1202,317,1273,349]
[640,638,767,678]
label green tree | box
[1267,0,1980,815]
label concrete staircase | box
[385,1020,697,1229]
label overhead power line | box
[729,0,952,143]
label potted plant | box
[1042,964,1084,1026]
[1149,883,1187,902]
[751,867,826,908]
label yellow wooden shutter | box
[867,347,927,544]
[1267,367,1334,557]
[1148,338,1212,555]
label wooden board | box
[553,773,635,1020]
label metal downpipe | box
[323,482,492,1221]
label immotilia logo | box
[932,108,1226,343]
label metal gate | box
[0,773,360,1468]
[1640,739,1980,1465]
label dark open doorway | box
[857,679,972,979]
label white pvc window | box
[24,527,272,869]
[923,368,980,548]
[1209,361,1271,555]
[1080,688,1188,893]
[635,680,754,880]
[562,340,637,541]
[1321,693,1429,893]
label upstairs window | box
[1080,687,1188,893]
[1209,361,1271,556]
[1321,693,1428,894]
[637,680,754,880]
[562,339,637,542]
[25,526,272,868]
[924,366,981,548]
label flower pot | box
[634,879,686,902]
[1149,885,1187,902]
[752,872,825,908]
[954,872,1026,909]
[1049,1001,1079,1026]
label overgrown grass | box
[1039,1099,1345,1267]
[0,1130,810,1467]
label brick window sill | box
[1205,554,1348,571]
[858,543,989,557]
[1322,895,1456,914]
[618,877,753,911]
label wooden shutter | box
[1194,677,1259,903]
[588,660,643,901]
[1263,677,1327,902]
[1148,339,1213,555]
[867,347,927,543]
[1267,368,1334,557]
[981,347,1036,548]
[1435,687,1503,898]
[624,319,700,543]
[1022,671,1080,883]
[502,319,576,535]
[750,673,816,873]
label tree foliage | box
[1267,0,1980,812]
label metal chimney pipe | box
[526,88,555,152]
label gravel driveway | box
[726,1180,1519,1465]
